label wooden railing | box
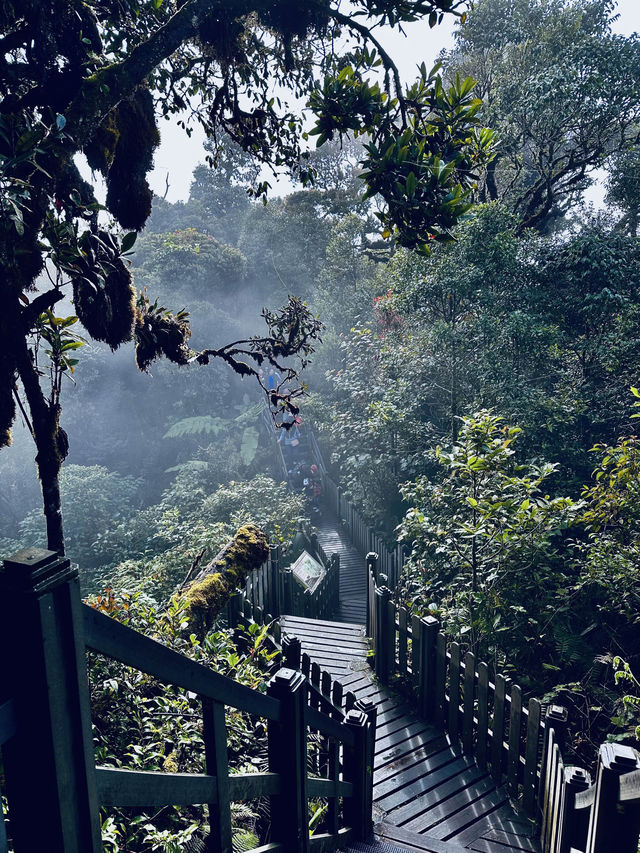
[0,547,374,853]
[282,635,377,844]
[314,447,640,851]
[538,711,640,853]
[229,527,340,626]
[321,474,402,589]
[367,552,544,815]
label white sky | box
[149,0,640,203]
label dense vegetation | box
[306,0,640,764]
[2,0,640,847]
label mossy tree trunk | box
[5,291,67,554]
[180,524,270,636]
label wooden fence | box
[0,547,375,853]
[367,552,545,815]
[229,527,339,627]
[539,715,640,853]
[312,444,640,853]
[365,553,640,851]
[322,475,402,590]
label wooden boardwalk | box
[316,519,367,624]
[280,614,541,853]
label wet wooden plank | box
[450,802,536,847]
[375,821,469,853]
[373,736,450,785]
[469,827,541,852]
[375,720,433,754]
[426,785,508,840]
[374,746,466,805]
[376,727,445,767]
[402,773,497,834]
[379,756,478,817]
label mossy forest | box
[2,0,640,850]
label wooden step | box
[374,822,469,852]
[282,513,542,853]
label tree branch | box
[21,288,64,332]
[64,0,255,146]
[334,10,407,123]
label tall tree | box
[606,144,640,237]
[443,0,640,230]
[0,0,493,553]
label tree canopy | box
[1,0,493,552]
[442,0,640,230]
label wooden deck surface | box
[280,615,541,853]
[315,519,367,624]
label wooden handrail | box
[302,439,640,849]
[1,547,375,853]
[84,604,282,721]
[538,712,640,853]
[619,768,640,802]
[0,699,17,746]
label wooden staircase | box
[316,519,368,624]
[280,613,540,853]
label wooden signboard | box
[291,550,326,592]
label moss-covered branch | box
[179,524,269,637]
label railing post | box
[389,549,397,590]
[343,708,370,840]
[523,697,543,816]
[419,615,439,721]
[355,698,377,839]
[270,544,281,617]
[331,553,340,616]
[309,532,319,561]
[539,705,569,814]
[586,743,640,853]
[282,568,293,615]
[303,587,313,618]
[540,705,568,852]
[366,552,377,636]
[558,767,590,853]
[374,585,393,684]
[267,668,308,853]
[283,635,302,669]
[0,548,102,853]
[202,698,232,853]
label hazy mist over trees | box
[2,4,640,832]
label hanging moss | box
[196,12,244,62]
[72,232,136,349]
[83,112,120,175]
[105,87,160,231]
[134,295,192,372]
[260,0,331,41]
[181,524,269,637]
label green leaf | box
[163,416,227,438]
[240,426,259,466]
[121,231,137,253]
